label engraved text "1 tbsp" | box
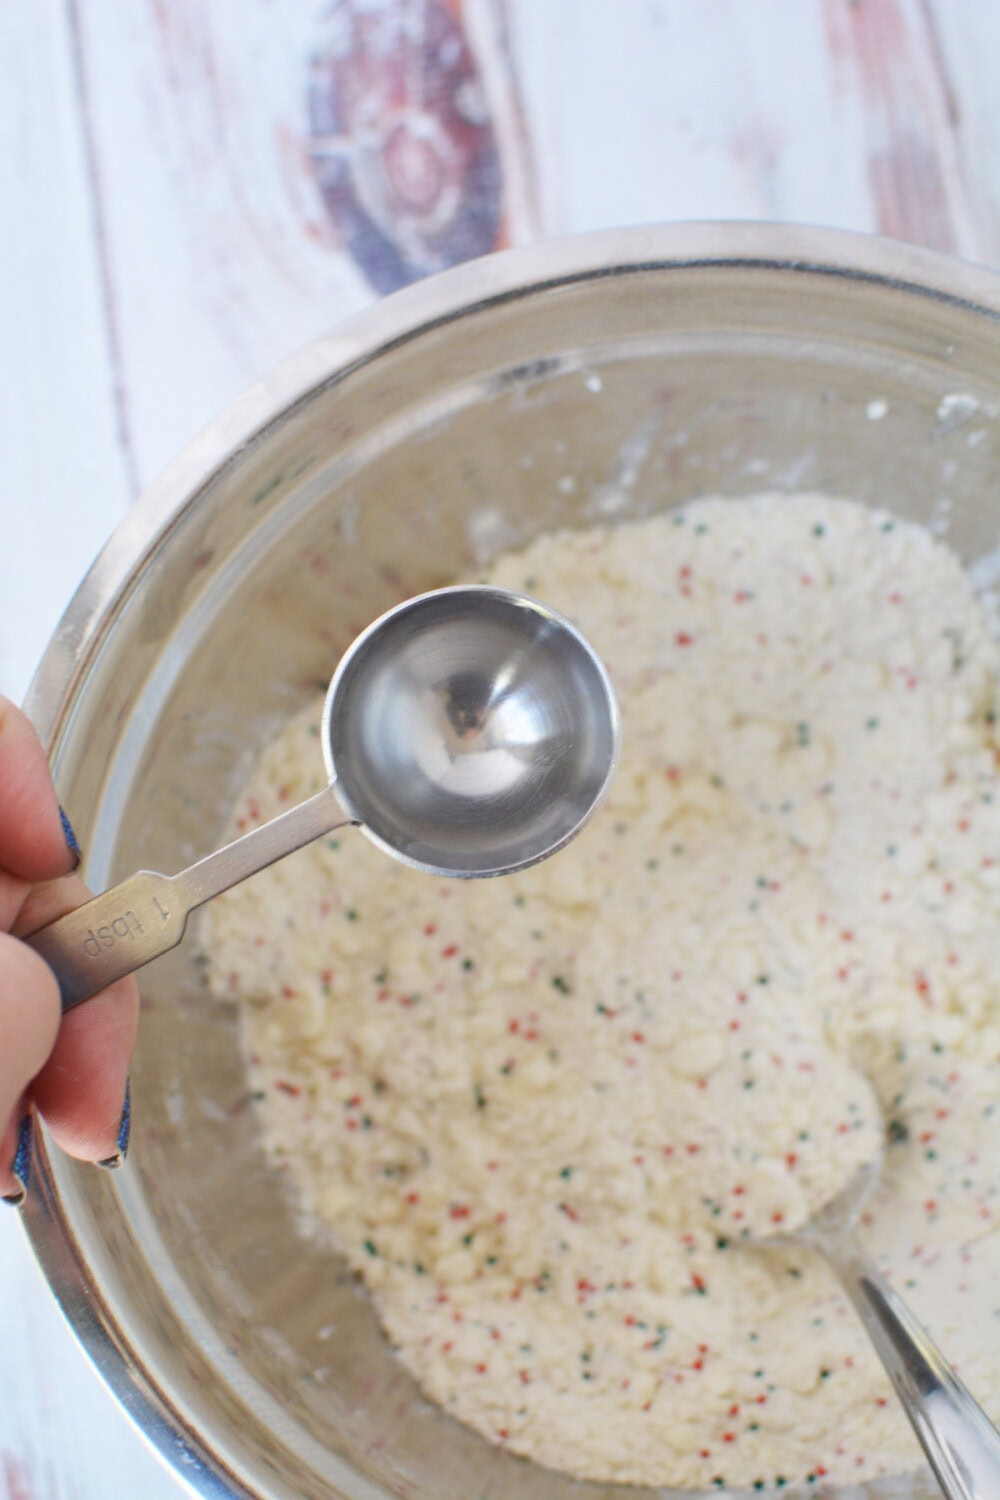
[81,897,169,958]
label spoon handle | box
[833,1242,1000,1499]
[23,785,353,1012]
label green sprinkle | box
[887,1118,909,1144]
[462,957,475,970]
[373,967,388,984]
[559,1166,574,1179]
[796,721,811,747]
[363,1239,378,1257]
[326,839,341,851]
[866,716,880,730]
[813,523,825,536]
[715,1236,729,1250]
[552,975,571,995]
[671,843,685,856]
[474,1083,488,1110]
[345,908,358,922]
[462,1232,475,1247]
[414,1261,425,1274]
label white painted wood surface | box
[3,1,1000,1494]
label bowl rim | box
[23,219,1000,1499]
[25,219,1000,752]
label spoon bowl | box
[326,585,620,877]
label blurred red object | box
[307,0,504,293]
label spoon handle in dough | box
[833,1242,1000,1499]
[23,784,354,1011]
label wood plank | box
[71,0,372,486]
[504,0,985,262]
[0,9,177,1495]
[0,1217,180,1498]
[918,0,1000,264]
[70,0,527,486]
[0,0,131,704]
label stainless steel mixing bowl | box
[23,224,1000,1500]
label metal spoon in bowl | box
[25,585,620,1012]
[765,1152,1000,1499]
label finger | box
[0,933,61,1195]
[13,874,139,1163]
[0,1099,33,1205]
[30,975,136,1163]
[0,696,79,882]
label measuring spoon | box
[26,586,620,1011]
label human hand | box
[0,696,138,1204]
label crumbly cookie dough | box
[205,494,1000,1491]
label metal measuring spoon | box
[762,1154,1000,1499]
[26,586,620,1012]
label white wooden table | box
[4,1,1000,1493]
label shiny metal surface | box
[21,223,1000,1500]
[781,1162,1000,1499]
[325,585,619,876]
[25,586,617,1009]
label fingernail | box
[59,805,82,868]
[98,1080,131,1170]
[2,1115,33,1207]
